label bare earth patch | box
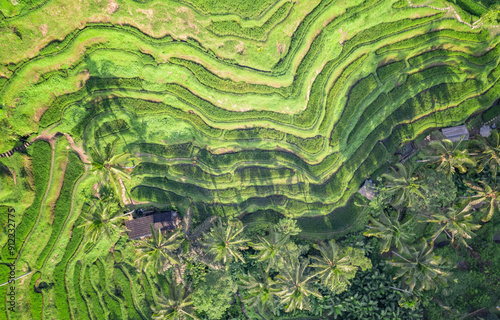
[107,0,119,15]
[39,24,48,36]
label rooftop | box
[441,125,469,142]
[126,211,180,240]
[358,179,377,200]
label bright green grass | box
[1,0,500,317]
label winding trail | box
[32,131,91,164]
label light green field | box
[1,0,500,318]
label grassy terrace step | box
[207,1,294,41]
[51,217,85,319]
[72,261,91,320]
[0,140,52,258]
[3,0,500,317]
[1,0,500,230]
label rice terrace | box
[1,0,500,318]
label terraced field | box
[1,0,500,318]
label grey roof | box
[358,180,377,200]
[480,125,492,138]
[126,211,180,240]
[442,125,469,142]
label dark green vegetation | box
[1,0,500,319]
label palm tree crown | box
[250,227,289,272]
[135,225,183,272]
[426,206,481,249]
[151,280,198,320]
[90,140,131,200]
[79,201,128,242]
[420,138,475,176]
[464,180,500,222]
[310,240,371,294]
[238,268,277,313]
[274,256,322,313]
[381,163,426,208]
[363,209,415,253]
[471,130,500,180]
[390,241,450,292]
[202,218,249,264]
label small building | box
[480,125,492,138]
[358,179,377,201]
[126,211,181,240]
[441,125,469,142]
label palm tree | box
[250,227,289,272]
[238,268,277,313]
[202,218,249,265]
[135,225,183,272]
[390,241,450,292]
[151,280,198,320]
[464,180,500,222]
[79,201,128,242]
[419,138,475,176]
[274,256,322,313]
[426,206,481,249]
[90,139,131,201]
[309,240,371,294]
[381,163,426,208]
[363,209,415,253]
[471,130,500,181]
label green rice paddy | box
[1,0,500,318]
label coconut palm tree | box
[464,180,500,222]
[135,225,183,272]
[426,206,481,249]
[381,163,426,208]
[79,201,128,242]
[274,256,322,313]
[363,209,415,253]
[471,130,500,181]
[419,138,475,176]
[202,218,249,265]
[90,139,131,201]
[390,240,450,292]
[151,280,198,320]
[250,227,289,272]
[238,268,277,313]
[309,240,371,294]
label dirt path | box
[406,0,500,29]
[118,177,129,205]
[32,131,91,164]
[12,169,16,185]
